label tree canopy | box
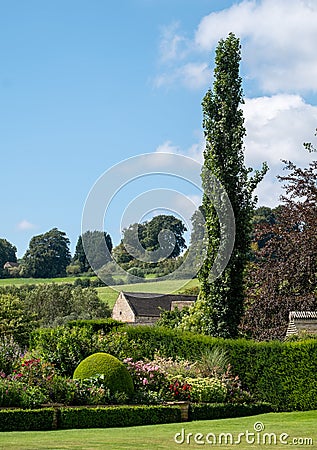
[0,238,17,277]
[73,230,113,273]
[22,228,71,278]
[114,214,187,265]
[241,158,317,340]
[182,33,267,338]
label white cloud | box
[156,0,317,93]
[195,0,317,93]
[154,62,211,89]
[155,140,180,153]
[244,94,317,167]
[158,22,190,62]
[243,94,317,206]
[186,138,204,163]
[16,220,36,231]
[155,138,204,163]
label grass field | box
[0,410,315,449]
[0,276,199,309]
[0,276,79,286]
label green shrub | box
[189,402,274,421]
[127,267,145,278]
[0,405,180,431]
[0,293,37,347]
[74,277,91,287]
[234,340,317,410]
[0,379,46,408]
[185,377,227,403]
[0,408,55,431]
[73,353,134,397]
[66,318,124,334]
[30,325,102,376]
[31,320,124,376]
[25,284,110,328]
[32,324,317,411]
[178,286,200,296]
[59,405,181,429]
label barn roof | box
[289,311,317,320]
[121,291,196,318]
[286,311,317,337]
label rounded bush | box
[73,352,134,397]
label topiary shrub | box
[73,353,134,397]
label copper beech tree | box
[241,157,317,340]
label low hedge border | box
[0,408,55,432]
[0,403,273,432]
[0,405,181,432]
[189,402,274,421]
[59,405,181,429]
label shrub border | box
[189,402,274,421]
[0,403,272,432]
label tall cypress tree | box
[183,33,267,338]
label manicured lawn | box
[97,278,199,309]
[0,410,316,449]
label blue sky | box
[1,0,317,258]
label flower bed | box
[0,338,258,412]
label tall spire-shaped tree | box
[183,33,267,338]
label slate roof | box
[121,291,196,317]
[286,311,317,336]
[289,311,317,320]
[3,261,19,269]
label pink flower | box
[142,378,149,385]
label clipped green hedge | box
[0,408,55,432]
[227,339,317,411]
[59,405,181,429]
[0,403,274,432]
[0,405,181,431]
[66,318,124,333]
[189,402,274,421]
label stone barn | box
[112,291,196,325]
